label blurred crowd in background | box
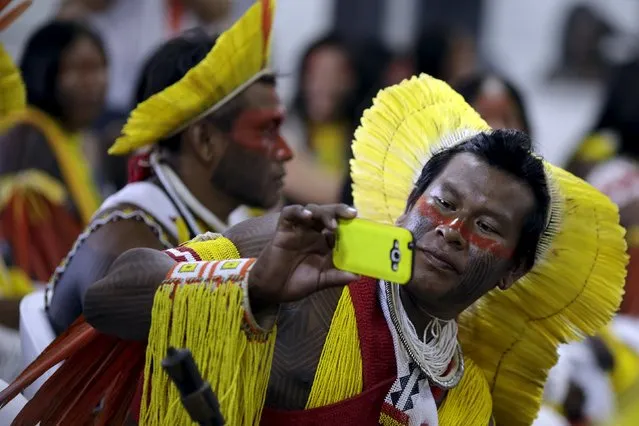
[2,0,639,425]
[4,0,639,202]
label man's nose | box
[272,136,293,162]
[435,219,467,250]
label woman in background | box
[415,26,477,84]
[282,34,360,205]
[454,73,531,135]
[0,21,107,287]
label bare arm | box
[48,215,166,334]
[223,212,279,257]
[81,212,281,340]
[83,247,174,340]
[84,204,358,340]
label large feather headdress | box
[108,0,275,156]
[351,74,628,425]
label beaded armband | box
[163,258,276,340]
[164,234,240,262]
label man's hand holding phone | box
[249,204,360,308]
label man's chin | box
[241,192,279,212]
[407,270,456,301]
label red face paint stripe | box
[417,198,513,258]
[230,108,291,160]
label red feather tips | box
[127,151,152,183]
[0,317,146,425]
[261,0,273,65]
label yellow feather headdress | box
[108,0,275,156]
[351,74,628,425]
[0,43,25,117]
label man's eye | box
[477,221,497,234]
[434,197,454,210]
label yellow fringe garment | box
[308,286,493,425]
[350,74,628,425]
[305,287,363,408]
[143,238,276,426]
[0,107,101,224]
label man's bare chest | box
[264,287,342,410]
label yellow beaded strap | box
[164,234,240,262]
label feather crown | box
[351,74,628,426]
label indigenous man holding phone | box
[1,77,628,425]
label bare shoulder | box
[84,210,168,255]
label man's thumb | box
[322,270,359,289]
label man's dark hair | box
[133,29,275,152]
[20,20,106,123]
[406,129,550,271]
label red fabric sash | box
[260,277,396,425]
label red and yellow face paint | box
[417,197,513,259]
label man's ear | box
[497,260,529,290]
[184,120,228,167]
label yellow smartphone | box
[333,218,414,284]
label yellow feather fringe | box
[350,74,628,425]
[305,287,363,409]
[143,238,274,425]
[351,75,490,225]
[438,357,493,425]
[142,282,276,426]
[0,44,26,117]
[109,0,275,156]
